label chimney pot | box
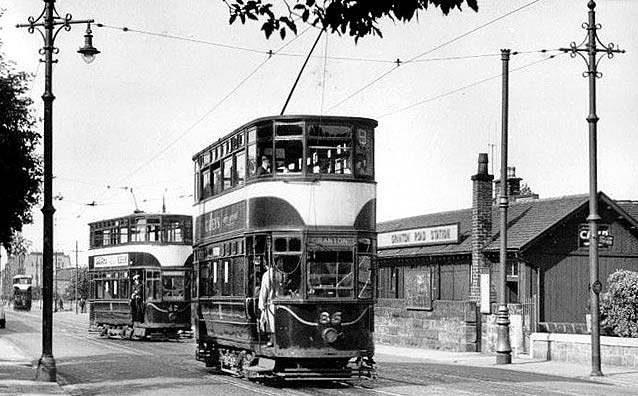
[477,153,488,175]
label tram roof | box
[88,212,191,226]
[192,114,378,160]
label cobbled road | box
[4,308,637,395]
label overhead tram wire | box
[95,23,522,65]
[97,23,267,55]
[379,51,564,119]
[74,25,313,220]
[326,0,545,112]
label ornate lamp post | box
[559,0,624,377]
[496,48,512,365]
[16,0,98,382]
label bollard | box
[0,308,6,328]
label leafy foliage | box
[64,266,90,300]
[224,0,479,41]
[600,270,638,337]
[0,43,42,253]
[7,232,32,257]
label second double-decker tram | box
[193,115,377,380]
[88,213,193,340]
[12,275,33,311]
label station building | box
[375,153,638,353]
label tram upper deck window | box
[307,124,353,175]
[248,124,273,178]
[212,163,222,196]
[275,123,303,174]
[223,156,233,190]
[354,127,373,178]
[147,218,161,242]
[163,217,192,243]
[307,249,354,298]
[201,168,212,199]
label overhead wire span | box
[97,23,266,55]
[327,0,545,111]
[95,23,545,65]
[379,52,563,119]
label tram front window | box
[162,272,185,301]
[307,250,354,298]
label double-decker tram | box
[12,275,33,311]
[193,115,377,380]
[88,213,193,340]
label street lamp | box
[559,0,624,377]
[496,49,512,365]
[16,0,98,382]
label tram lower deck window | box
[307,250,354,298]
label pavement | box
[2,311,638,395]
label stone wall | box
[375,299,479,352]
[531,333,638,368]
[481,303,532,355]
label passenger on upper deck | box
[256,155,271,176]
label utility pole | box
[560,0,624,377]
[496,48,512,365]
[74,241,79,314]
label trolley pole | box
[496,48,512,365]
[559,0,624,377]
[17,0,99,382]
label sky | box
[0,0,636,268]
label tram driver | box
[130,274,144,324]
[258,260,278,346]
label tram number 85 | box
[319,311,342,325]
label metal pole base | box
[496,352,512,365]
[590,369,603,377]
[495,304,512,365]
[35,355,57,382]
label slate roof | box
[616,201,638,222]
[377,193,597,259]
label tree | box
[64,266,90,301]
[0,38,42,253]
[224,0,479,40]
[600,270,638,338]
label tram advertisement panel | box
[196,201,246,242]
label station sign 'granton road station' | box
[378,223,460,249]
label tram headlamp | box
[322,328,341,344]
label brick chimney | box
[470,153,493,303]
